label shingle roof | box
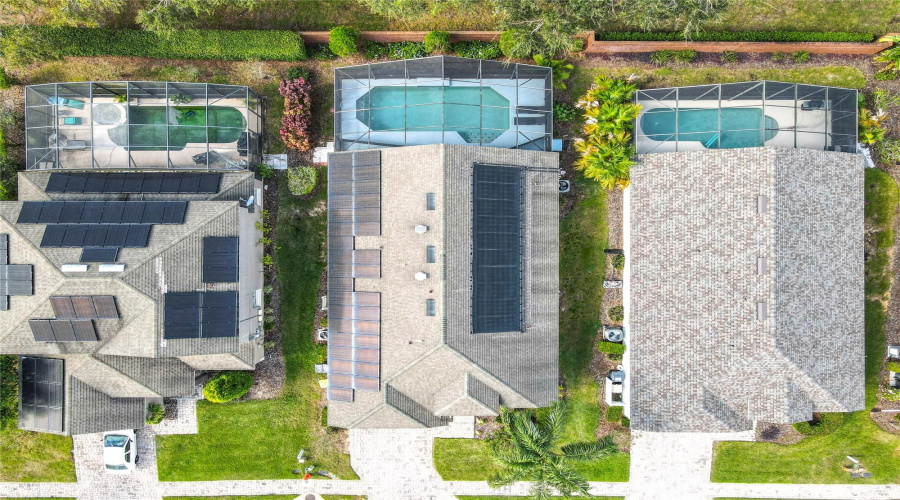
[628,147,864,432]
[68,377,145,435]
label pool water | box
[640,107,779,149]
[355,86,510,144]
[108,106,247,151]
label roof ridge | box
[72,356,161,398]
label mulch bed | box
[871,409,900,435]
[756,421,804,445]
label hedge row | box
[0,27,306,61]
[595,31,876,43]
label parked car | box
[103,430,138,474]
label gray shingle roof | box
[628,147,864,432]
[68,377,145,435]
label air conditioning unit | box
[603,325,624,342]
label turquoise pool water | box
[355,86,510,144]
[640,107,779,149]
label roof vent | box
[60,264,87,273]
[414,225,428,234]
[415,271,428,281]
[98,264,125,273]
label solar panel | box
[160,174,182,193]
[162,201,188,224]
[38,202,63,224]
[203,237,238,283]
[40,225,151,248]
[121,173,144,193]
[81,202,105,223]
[163,292,202,339]
[71,296,96,319]
[198,173,221,193]
[201,291,238,338]
[104,173,126,193]
[40,225,66,247]
[44,173,70,193]
[92,296,118,319]
[141,174,163,193]
[65,174,88,193]
[141,203,165,223]
[102,225,128,247]
[50,296,76,319]
[179,174,201,193]
[16,203,42,224]
[57,202,84,224]
[61,224,87,247]
[80,247,118,262]
[84,174,107,192]
[100,202,125,223]
[82,225,108,247]
[50,320,76,341]
[72,320,97,341]
[472,163,523,334]
[18,357,64,433]
[124,224,151,247]
[121,202,145,224]
[29,320,54,341]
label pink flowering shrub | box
[279,77,314,151]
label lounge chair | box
[62,117,82,125]
[517,105,548,114]
[514,115,545,126]
[800,99,825,111]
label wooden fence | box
[298,30,896,56]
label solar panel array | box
[29,319,98,342]
[0,234,33,310]
[472,163,524,333]
[40,224,151,248]
[45,172,221,194]
[19,357,64,433]
[50,296,118,319]
[203,237,239,283]
[163,291,238,339]
[18,201,187,225]
[80,247,119,262]
[326,151,383,403]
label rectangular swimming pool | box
[640,107,779,149]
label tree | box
[358,0,478,24]
[136,0,258,38]
[608,0,729,38]
[488,402,618,499]
[574,136,635,190]
[491,0,602,57]
[532,55,572,90]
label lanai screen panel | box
[634,81,858,154]
[19,357,64,433]
[334,56,553,151]
[472,163,524,333]
[25,82,262,171]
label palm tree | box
[533,54,574,91]
[488,402,618,500]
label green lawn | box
[157,173,355,481]
[711,169,900,484]
[432,171,629,482]
[0,426,76,482]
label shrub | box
[388,41,427,60]
[321,316,328,327]
[0,67,9,89]
[321,405,329,427]
[454,41,500,60]
[257,163,275,179]
[145,403,165,424]
[793,412,844,436]
[364,41,389,60]
[875,70,897,81]
[288,166,318,196]
[0,26,306,61]
[500,29,531,58]
[720,50,738,63]
[608,305,624,322]
[887,361,900,373]
[674,50,696,63]
[329,26,360,57]
[424,31,451,54]
[605,405,624,422]
[883,386,900,402]
[311,44,338,60]
[285,66,310,81]
[772,51,786,62]
[621,416,630,428]
[279,77,314,152]
[1,355,17,429]
[650,50,674,66]
[613,254,625,270]
[202,371,253,403]
[876,138,900,165]
[792,50,811,63]
[597,340,626,355]
[553,101,576,122]
[593,31,875,43]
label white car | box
[103,430,138,474]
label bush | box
[1,355,17,429]
[388,41,427,60]
[454,41,500,60]
[885,387,900,402]
[720,50,738,63]
[257,163,275,179]
[0,67,9,89]
[887,361,900,373]
[772,51,786,62]
[311,44,338,60]
[594,31,875,42]
[499,29,534,59]
[424,31,451,54]
[792,412,844,436]
[597,340,626,355]
[279,77,314,152]
[285,66,310,81]
[321,405,329,427]
[876,138,900,165]
[287,166,317,196]
[0,26,306,61]
[329,26,360,58]
[613,254,625,270]
[674,50,696,63]
[364,41,389,60]
[875,70,898,81]
[553,101,576,122]
[145,403,165,424]
[202,371,253,403]
[792,50,811,63]
[650,50,674,66]
[605,405,624,422]
[621,416,630,428]
[608,305,624,322]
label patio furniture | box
[62,117,82,125]
[801,99,825,111]
[49,97,85,109]
[62,140,87,150]
[515,115,545,126]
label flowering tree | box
[279,77,314,151]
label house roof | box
[627,147,864,432]
[1,170,265,435]
[326,144,559,429]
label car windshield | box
[104,435,127,447]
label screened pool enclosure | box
[634,81,857,154]
[334,56,553,151]
[25,82,263,170]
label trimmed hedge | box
[597,341,626,355]
[1,355,17,429]
[453,41,500,60]
[595,31,876,43]
[886,361,900,373]
[605,405,624,422]
[329,26,360,57]
[0,26,306,61]
[202,371,254,403]
[793,412,844,436]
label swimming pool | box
[640,107,779,149]
[355,86,510,144]
[108,106,247,151]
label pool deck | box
[635,98,831,154]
